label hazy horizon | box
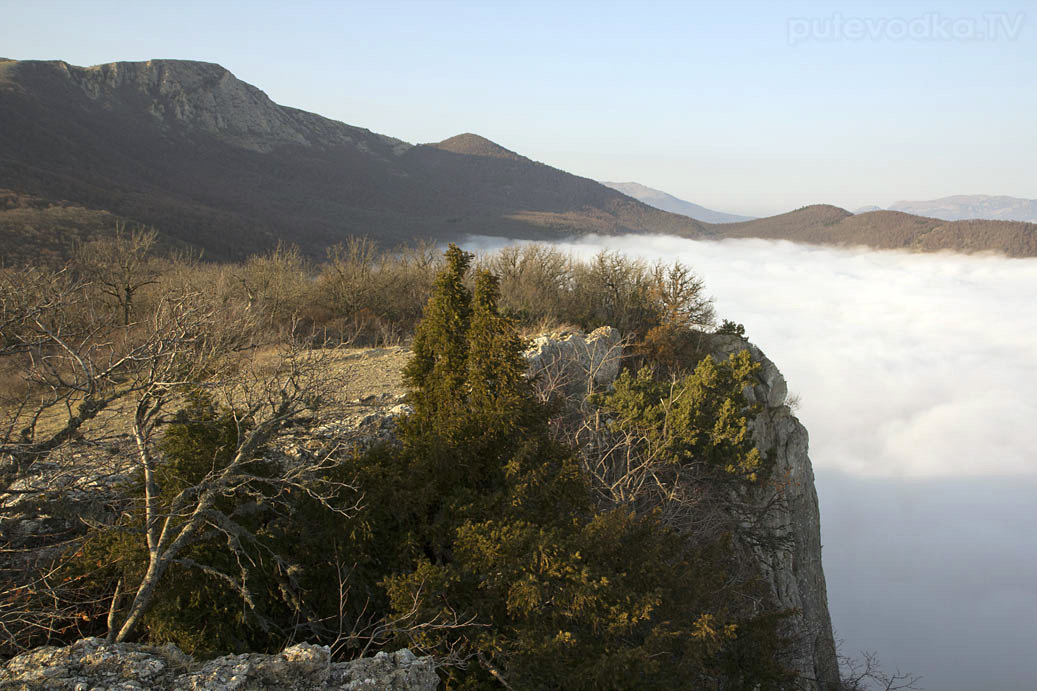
[2,0,1034,217]
[465,233,1037,690]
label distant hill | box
[888,195,1037,223]
[0,188,196,266]
[713,205,1037,256]
[601,181,754,223]
[0,59,708,261]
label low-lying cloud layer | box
[466,234,1037,690]
[471,234,1037,479]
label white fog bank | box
[464,234,1037,690]
[467,235,1037,479]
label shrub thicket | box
[18,232,716,350]
[4,238,802,688]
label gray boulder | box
[524,326,622,396]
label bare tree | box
[650,260,716,329]
[233,243,310,337]
[75,223,159,326]
[838,646,923,691]
[0,264,134,500]
[1,267,217,649]
[312,559,482,668]
[1,265,359,649]
[107,339,359,642]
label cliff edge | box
[710,334,840,689]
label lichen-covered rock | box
[524,326,622,395]
[326,649,435,691]
[0,638,438,691]
[0,637,188,690]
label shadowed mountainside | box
[0,59,707,260]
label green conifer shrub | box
[376,246,793,689]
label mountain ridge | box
[888,194,1037,223]
[0,58,708,260]
[601,181,754,223]
[0,58,1034,260]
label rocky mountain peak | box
[3,58,409,154]
[66,59,317,151]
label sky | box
[465,233,1037,691]
[2,0,1035,216]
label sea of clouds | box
[465,234,1037,690]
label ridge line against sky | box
[2,0,1034,216]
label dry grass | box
[1,344,415,444]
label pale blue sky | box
[3,0,1034,215]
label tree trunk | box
[113,557,167,642]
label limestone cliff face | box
[709,334,840,690]
[6,58,410,154]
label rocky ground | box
[0,637,438,690]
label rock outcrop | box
[709,334,840,690]
[524,326,622,396]
[0,638,438,691]
[524,329,839,688]
[38,59,411,155]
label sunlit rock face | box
[709,334,840,690]
[38,58,410,154]
[524,326,623,395]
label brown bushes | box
[8,232,717,355]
